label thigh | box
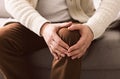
[0,22,47,54]
[0,22,47,79]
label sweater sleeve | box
[84,0,120,39]
[4,0,49,36]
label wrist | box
[87,26,94,40]
[82,24,94,39]
[40,22,51,36]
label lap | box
[0,22,48,79]
[0,22,47,55]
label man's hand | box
[41,22,72,59]
[67,23,94,59]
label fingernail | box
[61,54,65,57]
[55,57,58,60]
[66,47,69,50]
[72,57,76,60]
[72,56,77,59]
[67,53,71,57]
[65,51,68,54]
[78,56,81,59]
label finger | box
[52,52,59,60]
[77,50,86,59]
[50,42,65,57]
[68,44,85,57]
[56,22,72,28]
[73,39,91,59]
[53,33,69,50]
[49,47,59,59]
[51,40,68,54]
[72,48,86,59]
[72,52,85,60]
[77,48,87,59]
[68,36,86,53]
[55,49,65,57]
[71,46,86,59]
[68,24,82,31]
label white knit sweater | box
[4,0,120,39]
[36,0,71,22]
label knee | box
[0,27,11,48]
[0,28,11,55]
[57,27,80,46]
[0,28,9,46]
[0,22,22,47]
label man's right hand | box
[41,22,72,59]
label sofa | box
[0,0,120,79]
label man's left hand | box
[67,23,94,59]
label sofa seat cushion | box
[28,30,120,70]
[28,48,53,68]
[82,30,120,70]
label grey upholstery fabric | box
[28,30,120,70]
[82,31,120,70]
[26,30,120,79]
[81,70,120,79]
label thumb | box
[68,24,83,31]
[57,22,72,28]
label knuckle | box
[56,40,61,44]
[55,43,59,48]
[78,54,82,58]
[52,46,59,52]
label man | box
[0,0,120,79]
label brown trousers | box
[0,23,81,79]
[51,27,81,79]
